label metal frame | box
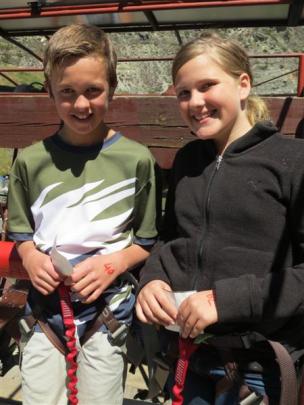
[0,0,302,36]
[1,53,303,96]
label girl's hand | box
[136,280,178,326]
[177,290,218,339]
[22,248,62,295]
[69,253,126,304]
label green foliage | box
[0,149,13,175]
[0,70,44,87]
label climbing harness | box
[0,241,129,403]
[169,332,299,405]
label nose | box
[74,94,90,110]
[189,89,205,109]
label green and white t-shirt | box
[8,132,157,335]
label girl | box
[136,33,304,404]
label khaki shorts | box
[21,330,127,405]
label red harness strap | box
[172,337,199,405]
[58,284,78,405]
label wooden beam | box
[0,94,303,167]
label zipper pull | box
[216,155,223,170]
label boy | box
[7,24,157,405]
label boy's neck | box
[58,125,115,147]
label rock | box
[0,27,303,96]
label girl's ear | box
[239,73,251,101]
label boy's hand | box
[21,247,62,295]
[136,280,177,326]
[68,253,127,304]
[177,290,218,339]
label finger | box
[178,299,189,314]
[176,302,191,326]
[71,272,94,293]
[34,280,56,295]
[135,302,152,324]
[189,320,205,338]
[139,298,165,325]
[179,312,197,339]
[43,271,62,287]
[144,295,176,326]
[33,283,50,295]
[71,263,92,282]
[81,287,103,304]
[157,292,178,320]
[32,269,59,289]
[42,258,63,281]
[73,279,100,299]
[47,268,63,282]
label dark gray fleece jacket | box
[139,121,304,355]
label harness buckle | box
[108,323,129,347]
[18,318,32,335]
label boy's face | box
[49,55,113,145]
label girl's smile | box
[174,54,252,153]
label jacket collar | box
[223,121,278,156]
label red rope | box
[172,337,199,405]
[58,284,78,405]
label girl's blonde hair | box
[172,32,270,125]
[44,24,117,92]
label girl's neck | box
[216,116,252,155]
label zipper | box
[216,154,223,170]
[194,154,223,290]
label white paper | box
[173,290,197,307]
[165,290,199,333]
[50,242,73,276]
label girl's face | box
[174,53,252,153]
[49,55,113,146]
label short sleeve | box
[7,157,34,241]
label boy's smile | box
[50,55,114,146]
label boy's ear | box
[239,73,251,101]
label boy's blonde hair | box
[44,24,117,91]
[172,32,270,125]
